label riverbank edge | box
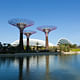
[0,51,80,57]
[62,51,80,55]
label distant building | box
[11,38,53,47]
[57,38,71,45]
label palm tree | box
[36,42,39,51]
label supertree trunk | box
[19,29,24,51]
[45,32,49,50]
[26,37,29,52]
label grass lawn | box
[71,48,80,52]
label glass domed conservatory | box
[58,38,71,45]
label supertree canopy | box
[37,25,56,33]
[24,30,36,52]
[8,18,34,51]
[8,18,34,30]
[37,25,56,50]
[24,30,36,37]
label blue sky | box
[0,0,80,45]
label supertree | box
[8,18,34,51]
[37,25,56,50]
[24,30,36,52]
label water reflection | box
[0,57,15,68]
[18,57,23,80]
[46,56,50,80]
[26,57,30,73]
[0,55,80,80]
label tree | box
[36,42,39,50]
[72,44,77,48]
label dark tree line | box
[0,42,17,53]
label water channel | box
[0,54,80,80]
